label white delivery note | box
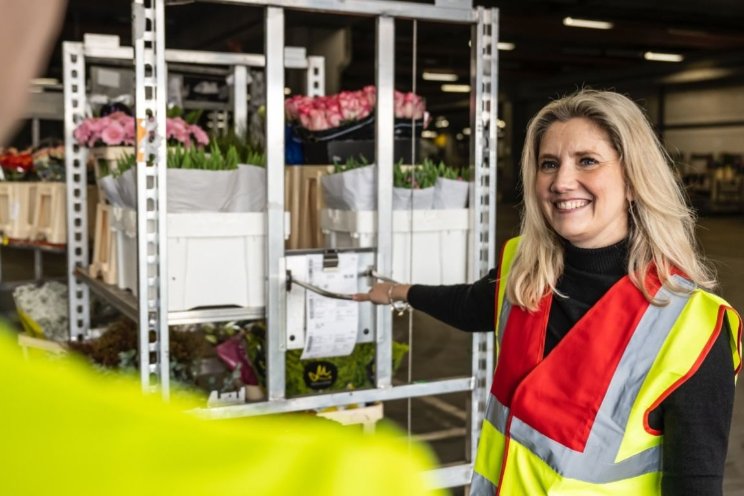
[301,253,359,359]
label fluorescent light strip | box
[644,51,684,62]
[441,84,471,93]
[563,17,613,30]
[423,71,458,82]
[497,42,515,51]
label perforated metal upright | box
[469,6,499,463]
[63,42,91,341]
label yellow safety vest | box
[0,328,443,496]
[472,237,742,495]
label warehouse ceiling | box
[46,0,744,124]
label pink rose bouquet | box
[285,85,425,132]
[74,112,210,148]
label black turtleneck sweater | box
[408,239,735,495]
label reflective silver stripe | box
[510,416,661,483]
[496,300,511,346]
[586,275,693,458]
[470,471,497,496]
[485,393,510,432]
[481,276,694,484]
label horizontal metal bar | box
[209,0,478,23]
[83,45,308,68]
[424,463,473,489]
[413,427,467,443]
[75,267,265,325]
[194,377,474,419]
[287,272,355,300]
[365,269,398,284]
[168,306,265,325]
[74,267,138,322]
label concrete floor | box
[2,203,743,494]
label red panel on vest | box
[493,274,658,452]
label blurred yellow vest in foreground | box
[0,330,442,496]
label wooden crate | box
[90,202,117,284]
[0,182,38,240]
[284,165,333,250]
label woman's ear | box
[625,182,634,203]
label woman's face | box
[535,117,630,248]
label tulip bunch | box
[285,86,426,132]
[73,112,210,148]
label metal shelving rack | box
[66,0,498,489]
[63,32,325,386]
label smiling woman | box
[535,117,630,249]
[357,89,742,495]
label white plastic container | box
[113,209,289,311]
[320,208,471,285]
[110,206,138,295]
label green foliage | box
[244,323,409,396]
[393,158,467,189]
[167,106,204,125]
[332,153,370,174]
[112,153,136,177]
[108,143,254,173]
[211,128,266,166]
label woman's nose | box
[550,163,577,193]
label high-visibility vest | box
[0,328,443,496]
[472,237,742,495]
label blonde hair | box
[506,89,716,311]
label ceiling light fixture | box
[644,51,684,62]
[441,84,471,93]
[497,42,515,51]
[422,71,458,82]
[435,117,450,129]
[421,130,438,139]
[563,17,613,30]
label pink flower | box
[101,121,125,145]
[285,95,309,120]
[326,108,342,128]
[363,85,376,107]
[308,108,329,131]
[73,121,92,145]
[122,119,136,145]
[190,124,209,146]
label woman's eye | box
[539,160,558,171]
[580,157,598,167]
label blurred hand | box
[0,0,67,144]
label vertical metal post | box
[375,15,395,388]
[233,65,248,136]
[32,119,41,148]
[133,0,170,397]
[265,6,287,401]
[467,6,498,462]
[306,56,325,97]
[63,41,90,341]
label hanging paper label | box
[301,253,358,359]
